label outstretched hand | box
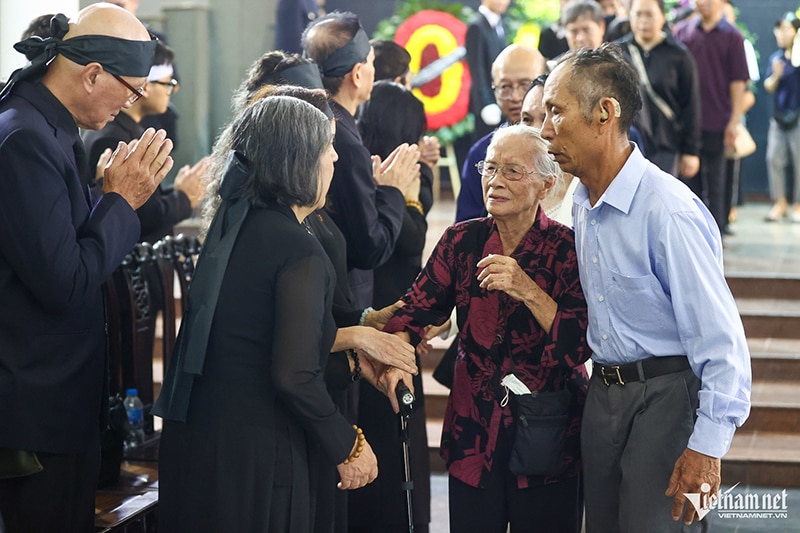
[356,327,417,375]
[103,128,174,210]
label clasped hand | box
[103,128,174,210]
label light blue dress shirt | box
[572,146,751,458]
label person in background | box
[371,39,441,174]
[372,39,412,87]
[721,0,758,231]
[104,0,182,148]
[562,0,607,57]
[275,0,319,54]
[673,0,749,237]
[541,43,751,531]
[520,74,580,226]
[0,5,172,531]
[20,13,54,40]
[618,0,701,177]
[385,125,590,533]
[763,11,800,222]
[466,0,510,142]
[350,80,433,533]
[302,11,420,308]
[155,95,379,533]
[538,0,571,60]
[560,0,649,155]
[456,44,545,222]
[83,40,206,243]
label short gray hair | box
[488,124,562,185]
[219,96,331,210]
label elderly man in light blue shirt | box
[541,44,751,532]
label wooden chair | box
[105,243,158,433]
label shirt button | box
[598,295,605,302]
[591,219,597,226]
[592,257,598,264]
[602,334,608,340]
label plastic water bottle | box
[123,388,145,450]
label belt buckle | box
[600,365,625,386]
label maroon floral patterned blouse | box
[383,210,591,488]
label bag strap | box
[627,41,675,121]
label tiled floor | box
[424,199,800,533]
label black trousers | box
[684,131,726,233]
[448,427,582,533]
[0,434,100,533]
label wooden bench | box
[95,459,159,532]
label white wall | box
[0,1,80,81]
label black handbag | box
[773,108,800,130]
[502,332,571,478]
[508,387,570,477]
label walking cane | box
[396,381,415,533]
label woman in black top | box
[155,96,379,532]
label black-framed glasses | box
[111,73,145,104]
[150,78,179,95]
[476,160,539,181]
[492,80,533,100]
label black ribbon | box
[319,27,371,78]
[1,13,156,103]
[263,62,324,91]
[152,151,253,421]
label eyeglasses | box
[111,73,145,104]
[476,160,539,181]
[492,81,532,100]
[150,79,179,95]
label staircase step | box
[422,371,450,420]
[737,298,800,339]
[742,380,800,433]
[723,431,800,488]
[427,419,445,473]
[727,273,800,300]
[420,336,451,370]
[748,341,800,381]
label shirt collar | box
[479,5,502,29]
[574,144,647,214]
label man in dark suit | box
[0,6,172,532]
[302,11,419,308]
[465,0,510,143]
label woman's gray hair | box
[488,124,563,186]
[204,96,331,222]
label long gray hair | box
[203,96,331,225]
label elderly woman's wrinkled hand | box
[336,438,378,490]
[375,366,415,414]
[357,327,417,375]
[364,300,404,330]
[476,254,534,302]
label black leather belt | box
[595,356,691,386]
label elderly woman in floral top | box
[383,125,590,533]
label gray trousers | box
[766,119,800,204]
[582,367,703,533]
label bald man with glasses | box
[0,5,173,531]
